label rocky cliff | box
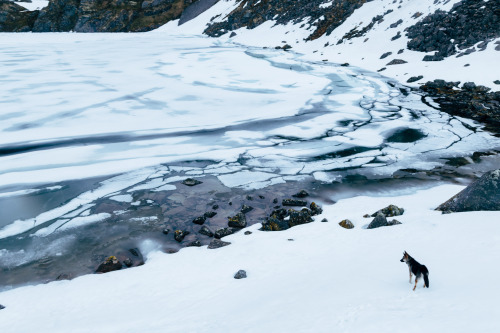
[2,0,196,32]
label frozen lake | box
[1,32,499,289]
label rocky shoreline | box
[419,80,500,134]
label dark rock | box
[229,31,237,37]
[270,208,287,220]
[204,211,217,218]
[282,199,307,207]
[494,80,500,85]
[371,204,405,217]
[162,228,170,235]
[214,227,234,239]
[261,216,290,231]
[340,63,350,67]
[397,49,404,54]
[380,52,392,59]
[407,75,424,83]
[234,270,247,279]
[0,304,4,310]
[339,219,354,229]
[258,195,265,199]
[390,19,403,29]
[436,169,500,212]
[193,216,207,225]
[208,239,231,249]
[96,256,122,273]
[186,240,202,247]
[240,205,253,214]
[199,225,214,237]
[282,44,292,50]
[174,230,190,242]
[387,219,402,226]
[123,258,133,267]
[377,67,387,72]
[386,59,407,66]
[363,214,371,218]
[228,212,247,228]
[244,231,252,235]
[391,31,401,41]
[212,204,219,210]
[273,198,278,204]
[288,208,313,227]
[288,238,294,241]
[367,213,388,229]
[422,54,444,62]
[310,202,323,215]
[56,273,72,281]
[246,195,253,201]
[292,190,309,198]
[182,178,203,186]
[321,218,328,222]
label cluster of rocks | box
[367,204,404,229]
[420,80,500,133]
[0,0,197,32]
[203,0,369,41]
[95,248,144,274]
[261,190,323,231]
[406,0,499,61]
[337,8,392,44]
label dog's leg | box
[413,277,418,291]
[409,268,412,283]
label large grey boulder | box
[436,169,500,212]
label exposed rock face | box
[178,0,218,25]
[420,80,500,133]
[0,0,39,31]
[407,0,499,60]
[367,212,387,229]
[26,0,195,32]
[204,0,368,40]
[436,169,500,212]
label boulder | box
[310,202,323,215]
[0,304,4,310]
[214,227,234,239]
[339,219,354,229]
[95,256,122,273]
[228,212,247,228]
[436,169,500,212]
[199,225,214,237]
[240,205,253,214]
[208,239,231,249]
[288,208,313,227]
[282,199,307,207]
[182,178,203,186]
[174,230,190,242]
[203,211,217,218]
[292,190,309,198]
[261,217,289,231]
[371,204,404,217]
[367,213,388,229]
[193,216,206,225]
[234,270,247,279]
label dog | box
[400,251,429,290]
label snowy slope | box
[162,0,500,89]
[0,185,499,332]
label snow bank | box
[1,185,499,332]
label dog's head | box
[400,251,409,262]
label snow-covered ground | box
[1,185,499,332]
[163,0,500,89]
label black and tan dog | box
[400,251,429,290]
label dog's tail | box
[422,265,429,288]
